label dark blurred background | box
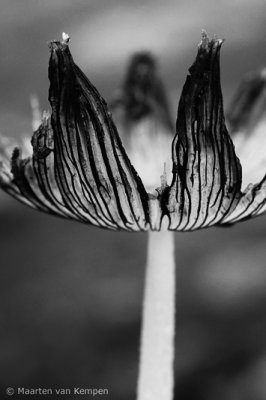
[1,1,266,399]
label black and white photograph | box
[1,1,266,399]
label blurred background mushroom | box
[1,1,266,399]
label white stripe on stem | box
[137,230,175,400]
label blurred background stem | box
[137,230,175,400]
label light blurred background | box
[1,1,266,399]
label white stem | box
[137,230,175,400]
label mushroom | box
[1,31,266,400]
